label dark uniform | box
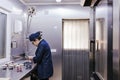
[29,32,53,80]
[33,39,53,80]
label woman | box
[28,31,53,80]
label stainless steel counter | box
[0,60,35,80]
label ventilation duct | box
[80,0,100,6]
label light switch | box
[51,49,57,52]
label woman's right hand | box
[28,56,33,61]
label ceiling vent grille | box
[80,0,100,7]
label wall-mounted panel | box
[0,12,7,59]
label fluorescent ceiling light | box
[56,0,62,3]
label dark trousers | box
[31,75,49,80]
[40,78,49,80]
[30,66,49,80]
[30,73,49,80]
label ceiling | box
[19,0,107,6]
[19,0,81,5]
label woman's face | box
[31,40,39,46]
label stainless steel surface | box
[95,0,113,80]
[62,50,89,80]
[107,2,113,80]
[113,0,120,80]
[28,15,63,80]
[0,60,34,80]
[95,18,106,79]
[89,8,96,77]
[62,19,89,80]
[93,4,113,79]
